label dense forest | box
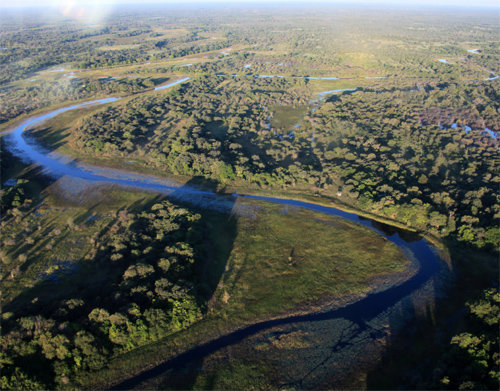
[438,288,499,390]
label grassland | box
[271,104,309,130]
[209,200,408,321]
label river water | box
[154,77,191,91]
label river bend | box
[4,94,444,390]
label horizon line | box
[1,0,499,9]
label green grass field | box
[209,199,407,321]
[271,104,309,130]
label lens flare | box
[54,0,115,26]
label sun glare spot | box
[54,0,114,26]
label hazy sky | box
[1,0,499,7]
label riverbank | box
[0,75,192,135]
[81,200,420,390]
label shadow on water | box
[364,241,499,390]
[1,138,55,191]
[358,216,421,242]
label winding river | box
[4,91,444,389]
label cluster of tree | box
[75,40,230,69]
[72,75,309,184]
[0,10,226,84]
[0,19,107,84]
[309,82,499,248]
[3,5,498,86]
[433,288,499,390]
[0,179,30,214]
[0,77,167,125]
[167,6,497,80]
[1,201,206,389]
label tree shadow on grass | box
[166,177,238,304]
[25,125,70,152]
[151,77,171,86]
[3,175,238,310]
[1,145,60,278]
[1,175,238,390]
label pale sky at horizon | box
[1,0,499,8]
